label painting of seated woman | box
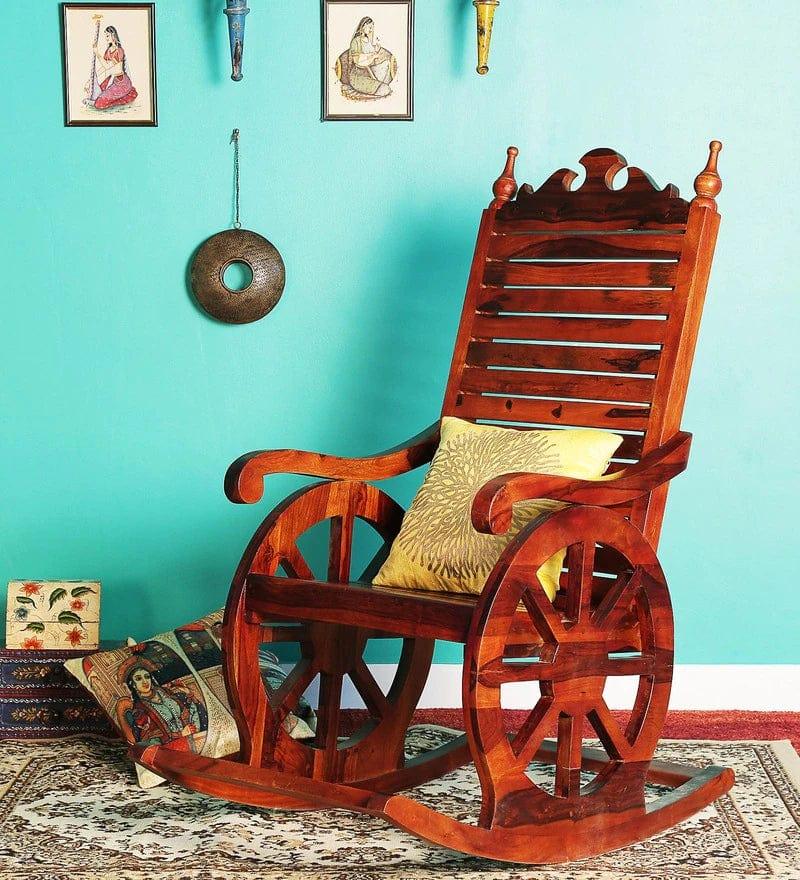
[61,4,157,126]
[88,25,138,110]
[336,17,398,100]
[323,1,413,121]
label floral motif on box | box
[5,581,100,651]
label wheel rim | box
[224,480,433,782]
[464,505,673,826]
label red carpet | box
[341,710,800,751]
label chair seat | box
[245,574,642,653]
[245,574,479,642]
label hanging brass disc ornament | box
[190,229,285,324]
[190,130,285,324]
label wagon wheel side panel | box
[223,480,434,785]
[464,505,674,829]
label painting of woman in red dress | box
[88,25,138,110]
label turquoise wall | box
[1,1,797,664]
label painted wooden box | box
[5,581,101,651]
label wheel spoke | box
[356,542,392,583]
[510,696,558,769]
[555,711,585,798]
[626,673,657,748]
[587,698,632,760]
[520,581,566,644]
[591,567,643,633]
[316,672,344,755]
[565,541,595,625]
[478,657,555,687]
[328,515,354,583]
[280,545,314,580]
[271,657,317,717]
[350,659,390,718]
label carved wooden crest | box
[496,148,691,226]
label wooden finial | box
[693,140,722,208]
[492,146,518,205]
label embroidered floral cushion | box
[373,417,622,600]
[64,607,315,788]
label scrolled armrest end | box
[225,453,268,504]
[471,478,517,536]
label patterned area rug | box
[1,726,798,880]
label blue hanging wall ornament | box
[223,0,250,81]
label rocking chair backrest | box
[442,143,723,548]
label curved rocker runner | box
[133,141,734,864]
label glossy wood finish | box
[223,479,433,791]
[134,144,730,864]
[133,736,733,864]
[464,506,673,829]
[443,143,722,550]
[225,421,439,504]
[472,431,691,535]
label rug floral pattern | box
[0,726,798,880]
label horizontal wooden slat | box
[493,216,688,233]
[471,314,668,345]
[477,287,671,316]
[488,233,683,262]
[484,261,677,288]
[453,393,651,431]
[460,366,654,403]
[466,341,661,375]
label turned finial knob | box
[693,140,723,207]
[492,146,519,205]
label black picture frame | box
[321,0,414,122]
[61,3,158,127]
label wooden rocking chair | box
[133,142,734,864]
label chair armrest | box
[225,421,440,504]
[471,431,692,535]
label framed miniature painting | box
[61,3,157,127]
[322,0,413,121]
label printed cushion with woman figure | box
[64,607,316,788]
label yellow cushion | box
[373,418,622,601]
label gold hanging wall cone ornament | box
[474,0,500,75]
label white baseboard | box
[337,664,800,712]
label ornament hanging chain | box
[231,128,241,229]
